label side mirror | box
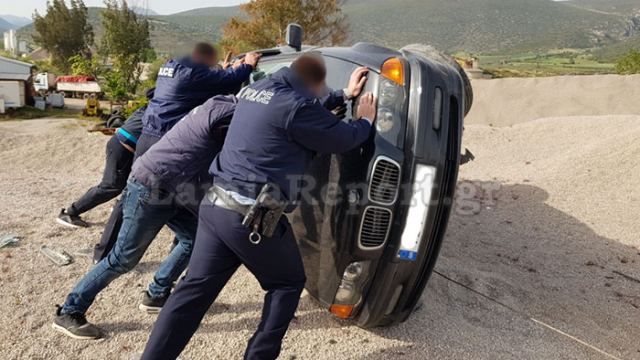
[286,23,303,52]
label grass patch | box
[0,106,99,121]
[476,50,616,78]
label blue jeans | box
[62,178,198,315]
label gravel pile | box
[1,75,639,359]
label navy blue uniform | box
[95,59,251,262]
[142,67,371,360]
[143,57,253,138]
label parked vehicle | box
[33,72,57,95]
[244,25,473,328]
[56,75,102,98]
[82,94,102,117]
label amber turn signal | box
[381,57,405,86]
[329,304,354,319]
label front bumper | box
[355,53,464,327]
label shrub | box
[615,50,640,74]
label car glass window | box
[324,57,357,122]
[250,61,292,83]
[324,57,377,123]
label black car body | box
[246,38,470,328]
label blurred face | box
[309,81,327,98]
[192,51,218,67]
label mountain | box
[15,0,640,58]
[0,15,32,29]
[154,6,240,34]
[17,7,218,56]
[0,18,14,33]
[131,7,159,16]
[342,0,632,53]
[567,0,640,14]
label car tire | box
[106,115,125,128]
[401,44,474,116]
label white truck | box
[33,73,102,98]
[33,72,57,95]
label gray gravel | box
[1,89,639,359]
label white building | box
[3,30,18,55]
[0,55,34,109]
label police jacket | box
[114,105,146,150]
[142,57,252,138]
[211,67,372,203]
[132,95,237,196]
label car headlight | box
[379,78,403,107]
[376,107,395,133]
[375,77,405,146]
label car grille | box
[369,157,401,205]
[359,206,393,248]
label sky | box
[3,0,247,18]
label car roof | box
[255,43,402,73]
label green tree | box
[221,0,347,53]
[69,54,102,78]
[615,49,640,74]
[33,0,94,72]
[100,0,152,98]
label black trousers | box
[67,136,133,217]
[93,134,161,262]
[141,201,306,360]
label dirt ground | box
[0,75,639,359]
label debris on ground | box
[40,245,73,266]
[0,234,21,249]
[72,247,94,259]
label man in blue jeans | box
[91,45,260,262]
[52,96,238,340]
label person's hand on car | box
[244,52,262,69]
[357,92,377,125]
[345,67,369,99]
[231,58,245,69]
[221,51,233,69]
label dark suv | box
[245,32,472,328]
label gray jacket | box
[132,95,237,197]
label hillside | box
[593,33,640,61]
[567,0,640,14]
[154,6,240,34]
[0,15,32,28]
[0,18,15,33]
[342,0,630,53]
[15,0,640,58]
[17,7,218,56]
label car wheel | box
[106,115,125,128]
[401,44,474,116]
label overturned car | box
[242,26,473,328]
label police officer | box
[56,88,154,229]
[53,95,239,340]
[94,44,261,262]
[138,43,260,153]
[140,53,376,360]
